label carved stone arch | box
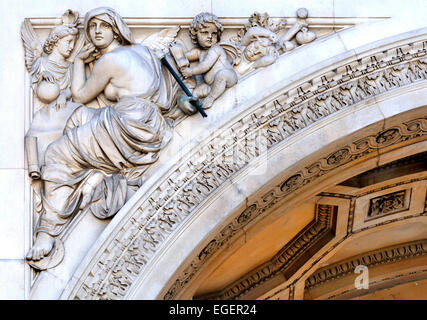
[158,109,427,300]
[45,22,427,300]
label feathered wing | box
[141,26,181,54]
[20,18,43,75]
[219,41,242,66]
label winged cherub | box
[180,12,238,109]
[21,10,81,110]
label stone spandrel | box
[23,6,186,270]
[22,6,323,271]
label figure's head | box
[43,25,78,58]
[189,12,223,48]
[244,38,272,61]
[240,26,278,61]
[84,7,135,48]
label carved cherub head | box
[240,26,278,62]
[43,25,78,58]
[43,9,80,59]
[189,12,223,48]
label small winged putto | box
[21,10,82,109]
[179,12,238,109]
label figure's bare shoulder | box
[94,47,137,74]
[92,51,118,72]
[212,44,226,54]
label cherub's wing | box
[219,41,242,66]
[20,18,43,74]
[141,26,181,54]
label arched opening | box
[53,23,427,300]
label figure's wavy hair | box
[189,12,223,45]
[43,25,78,55]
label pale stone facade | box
[0,0,426,300]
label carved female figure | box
[25,7,178,267]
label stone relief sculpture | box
[279,8,316,51]
[236,26,280,75]
[232,8,316,75]
[23,7,187,270]
[168,9,317,112]
[171,12,239,109]
[22,11,88,270]
[22,10,83,178]
[22,7,319,270]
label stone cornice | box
[27,16,371,29]
[68,36,427,300]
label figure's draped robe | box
[36,45,177,237]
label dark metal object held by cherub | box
[160,55,208,118]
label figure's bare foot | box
[202,96,214,109]
[26,232,55,261]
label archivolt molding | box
[166,120,427,300]
[261,176,427,300]
[68,36,427,300]
[304,239,427,292]
[193,180,424,300]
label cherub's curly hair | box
[43,25,78,55]
[189,12,223,45]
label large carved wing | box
[20,18,43,74]
[141,26,181,54]
[219,41,242,66]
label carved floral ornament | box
[20,7,427,299]
[57,29,427,299]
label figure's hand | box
[76,43,98,63]
[181,67,193,78]
[41,71,55,83]
[54,92,67,111]
[177,95,198,115]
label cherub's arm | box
[184,48,201,62]
[182,47,220,76]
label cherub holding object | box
[181,12,238,109]
[21,10,82,110]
